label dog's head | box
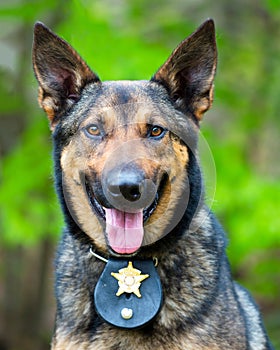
[32,20,217,256]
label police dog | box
[32,19,274,349]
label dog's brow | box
[79,112,107,127]
[143,113,168,128]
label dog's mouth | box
[85,176,166,255]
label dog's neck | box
[89,246,159,267]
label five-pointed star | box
[111,261,149,298]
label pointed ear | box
[152,19,217,122]
[32,22,100,129]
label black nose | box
[119,182,142,202]
[107,170,143,203]
[104,167,157,212]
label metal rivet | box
[121,308,133,320]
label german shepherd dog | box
[32,20,274,349]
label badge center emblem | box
[111,261,149,298]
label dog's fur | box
[32,20,274,349]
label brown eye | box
[150,125,165,138]
[86,124,101,137]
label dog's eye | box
[86,124,101,137]
[149,126,165,138]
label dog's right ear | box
[152,19,217,122]
[32,22,100,130]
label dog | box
[32,19,274,349]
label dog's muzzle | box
[86,163,165,255]
[100,166,158,255]
[103,166,157,213]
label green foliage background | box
[0,0,279,348]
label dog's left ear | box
[32,22,100,129]
[152,19,217,122]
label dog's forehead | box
[101,80,156,99]
[58,80,167,136]
[61,79,198,147]
[73,79,177,128]
[84,80,171,111]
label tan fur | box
[60,144,106,252]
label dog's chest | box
[89,328,221,350]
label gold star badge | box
[111,261,149,298]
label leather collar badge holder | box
[94,258,163,329]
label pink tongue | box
[104,208,144,254]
